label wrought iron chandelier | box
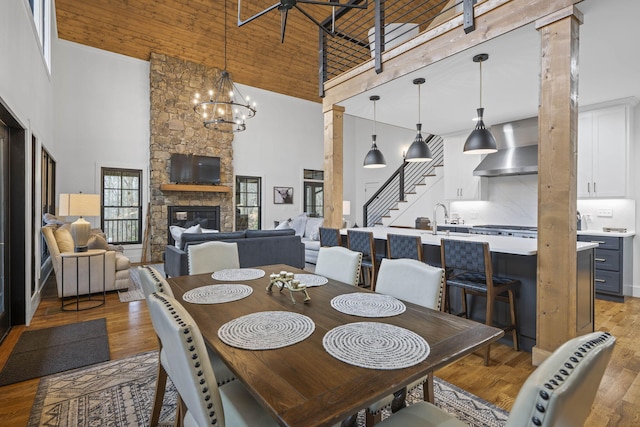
[194,0,257,133]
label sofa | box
[42,224,132,297]
[275,213,324,264]
[164,228,305,277]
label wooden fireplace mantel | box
[160,184,231,193]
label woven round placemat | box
[211,268,265,281]
[323,322,430,370]
[218,311,315,350]
[294,273,329,287]
[330,293,406,317]
[182,284,253,304]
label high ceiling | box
[55,0,640,136]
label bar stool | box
[347,229,378,291]
[440,239,519,365]
[319,227,342,247]
[386,233,423,261]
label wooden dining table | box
[167,264,504,427]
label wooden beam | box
[533,6,583,365]
[323,105,345,228]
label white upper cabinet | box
[444,133,487,200]
[578,100,636,198]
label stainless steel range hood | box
[473,116,538,177]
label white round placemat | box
[218,311,315,350]
[182,284,253,304]
[212,268,265,281]
[294,273,329,287]
[323,322,430,370]
[331,293,406,317]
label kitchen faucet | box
[432,203,449,235]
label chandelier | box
[194,0,257,133]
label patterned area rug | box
[118,264,166,303]
[28,351,508,426]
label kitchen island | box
[342,226,598,352]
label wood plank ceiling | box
[55,0,333,103]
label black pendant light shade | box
[363,95,386,168]
[464,54,497,154]
[405,78,432,162]
[463,107,497,153]
[363,135,387,168]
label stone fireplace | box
[149,53,235,261]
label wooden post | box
[323,104,345,228]
[534,6,583,365]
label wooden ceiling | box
[55,0,338,103]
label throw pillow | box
[54,226,75,253]
[87,234,111,250]
[201,228,219,233]
[170,224,203,248]
[275,220,291,230]
[290,213,308,237]
[304,217,323,240]
[43,213,66,225]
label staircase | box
[363,136,444,227]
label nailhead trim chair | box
[374,332,615,427]
[314,246,362,287]
[347,229,379,291]
[366,258,445,427]
[440,238,519,365]
[187,241,240,275]
[147,292,279,427]
[319,227,343,247]
[386,233,423,261]
[138,266,236,426]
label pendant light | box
[463,53,497,154]
[363,95,386,168]
[405,78,433,162]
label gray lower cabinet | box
[578,234,633,302]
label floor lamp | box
[59,193,101,252]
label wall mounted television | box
[170,154,221,184]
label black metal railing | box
[319,0,473,96]
[363,135,444,227]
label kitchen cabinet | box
[578,234,633,302]
[577,101,635,198]
[444,133,487,200]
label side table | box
[60,249,106,311]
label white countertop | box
[341,226,598,256]
[577,230,635,238]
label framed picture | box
[274,186,293,204]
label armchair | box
[42,225,131,297]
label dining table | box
[167,263,504,427]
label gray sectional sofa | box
[164,228,305,277]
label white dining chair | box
[366,258,445,426]
[187,241,240,275]
[138,266,236,426]
[314,246,362,286]
[374,331,615,427]
[147,292,280,427]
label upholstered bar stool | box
[386,233,423,261]
[319,227,343,247]
[347,229,379,291]
[440,239,519,365]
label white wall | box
[0,0,56,324]
[233,87,324,228]
[52,40,150,262]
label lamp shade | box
[363,135,387,168]
[405,123,433,162]
[59,193,101,217]
[463,108,498,154]
[342,201,351,216]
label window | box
[236,176,261,230]
[303,169,323,217]
[29,0,51,70]
[102,168,142,244]
[40,146,55,265]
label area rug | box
[28,350,508,426]
[119,263,167,303]
[0,318,110,387]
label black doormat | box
[0,318,110,386]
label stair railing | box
[363,135,443,227]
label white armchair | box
[42,225,131,297]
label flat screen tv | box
[170,154,221,184]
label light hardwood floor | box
[1,270,639,426]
